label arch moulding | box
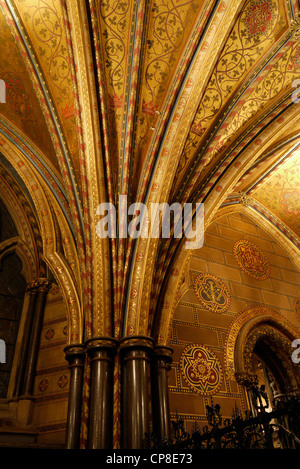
[224,306,300,384]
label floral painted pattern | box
[246,2,272,35]
[181,345,223,395]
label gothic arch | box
[242,324,300,393]
[0,237,36,282]
[224,306,300,387]
[151,101,300,346]
[212,202,300,271]
[0,138,83,344]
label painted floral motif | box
[246,2,272,35]
[280,190,300,216]
[289,45,300,70]
[180,345,223,395]
[194,273,230,313]
[0,72,32,116]
[174,0,280,188]
[233,240,270,280]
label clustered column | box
[22,279,52,396]
[64,344,86,449]
[64,335,173,449]
[14,279,51,399]
[120,336,154,449]
[151,345,174,443]
[86,337,118,449]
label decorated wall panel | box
[169,211,300,433]
[32,281,69,446]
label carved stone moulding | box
[235,371,258,389]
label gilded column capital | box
[85,337,119,356]
[26,280,39,294]
[64,344,86,363]
[235,371,258,389]
[36,278,52,292]
[119,336,155,353]
[27,278,52,293]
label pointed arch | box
[224,306,300,382]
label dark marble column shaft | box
[22,279,51,396]
[151,345,173,442]
[120,336,154,449]
[14,281,38,397]
[86,337,118,449]
[64,344,86,449]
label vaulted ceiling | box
[0,0,299,343]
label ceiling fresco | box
[0,4,57,167]
[250,150,300,236]
[0,0,299,342]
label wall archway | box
[242,324,300,394]
[224,306,300,387]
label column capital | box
[64,344,86,363]
[85,337,119,357]
[27,278,51,293]
[26,281,39,294]
[153,345,173,361]
[36,278,52,292]
[235,371,258,388]
[119,335,155,353]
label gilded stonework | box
[194,273,230,313]
[224,306,300,379]
[180,344,223,395]
[233,239,270,280]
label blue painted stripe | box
[247,141,300,193]
[120,0,140,200]
[177,34,293,202]
[5,0,85,246]
[0,126,76,240]
[123,0,224,333]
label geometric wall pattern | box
[180,344,223,396]
[194,273,230,314]
[233,239,271,280]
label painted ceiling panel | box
[251,151,300,237]
[131,0,210,192]
[10,0,82,187]
[174,0,291,193]
[0,0,299,336]
[0,4,58,170]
